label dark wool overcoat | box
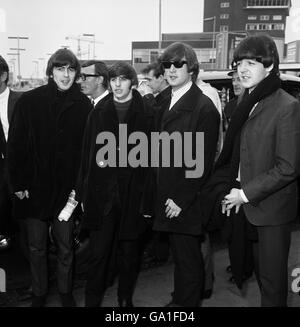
[0,90,22,183]
[76,89,153,240]
[153,83,220,236]
[7,80,92,221]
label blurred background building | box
[132,0,295,73]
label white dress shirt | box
[169,81,192,110]
[93,90,109,107]
[0,87,10,141]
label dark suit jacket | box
[153,83,220,235]
[240,88,300,226]
[0,89,22,181]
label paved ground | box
[2,224,300,307]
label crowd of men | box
[0,33,300,307]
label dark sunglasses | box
[79,73,100,81]
[161,60,187,69]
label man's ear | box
[97,75,104,85]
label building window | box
[220,2,230,8]
[248,15,257,20]
[260,15,270,20]
[246,0,289,7]
[272,23,284,30]
[220,14,229,19]
[246,23,284,30]
[220,25,229,32]
[273,15,282,20]
[133,50,149,64]
[246,23,258,30]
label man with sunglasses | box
[153,42,220,307]
[78,60,110,108]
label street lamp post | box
[8,36,29,87]
[83,33,95,59]
[38,58,46,79]
[203,16,216,67]
[158,0,162,55]
[9,59,16,83]
[32,60,39,79]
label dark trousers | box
[252,222,291,307]
[228,208,255,289]
[85,210,118,307]
[202,233,214,291]
[117,238,140,301]
[27,217,74,297]
[169,233,205,307]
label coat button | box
[98,161,104,166]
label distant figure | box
[223,67,245,127]
[7,49,92,307]
[140,61,171,106]
[78,60,110,107]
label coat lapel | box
[246,95,272,122]
[161,83,199,130]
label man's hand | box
[15,190,29,200]
[222,188,244,216]
[137,82,153,97]
[165,198,182,219]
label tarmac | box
[1,223,300,307]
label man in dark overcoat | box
[76,62,152,307]
[7,49,92,307]
[153,42,220,307]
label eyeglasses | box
[161,61,187,69]
[79,73,100,81]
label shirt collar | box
[171,81,192,99]
[94,90,109,106]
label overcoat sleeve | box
[7,94,30,192]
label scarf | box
[215,71,281,183]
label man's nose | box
[169,64,176,72]
[63,68,70,77]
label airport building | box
[132,0,292,72]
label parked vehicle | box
[199,70,300,102]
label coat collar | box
[161,83,201,129]
[246,91,275,122]
[99,88,144,133]
[7,90,20,123]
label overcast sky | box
[0,0,299,79]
